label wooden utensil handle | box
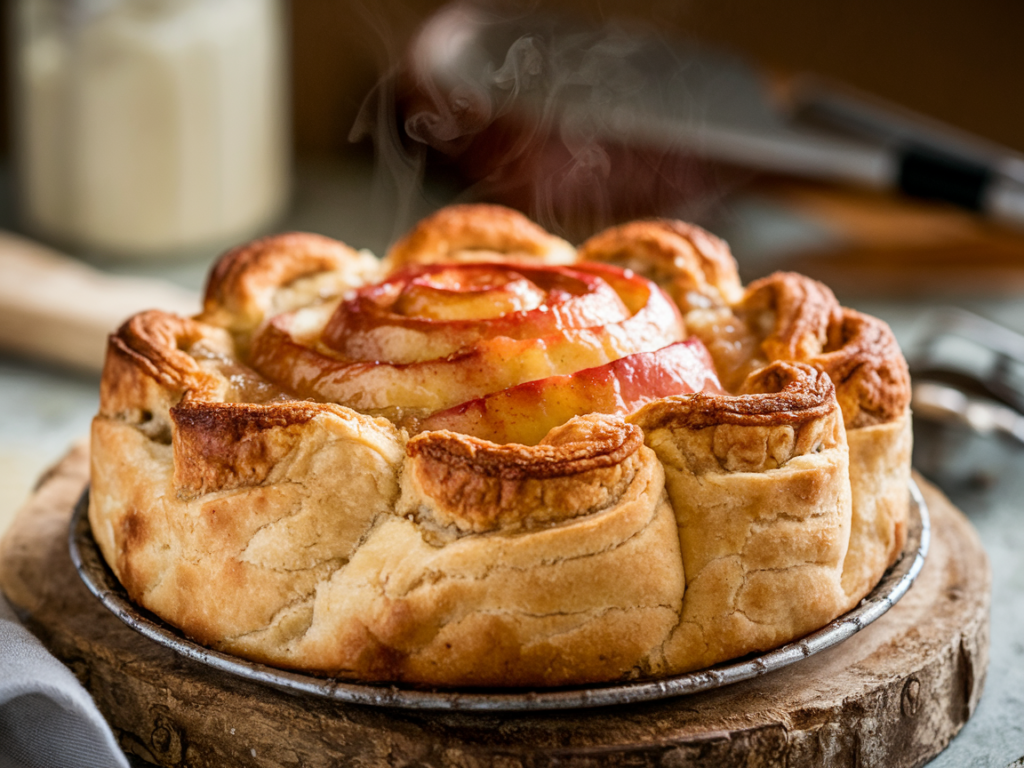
[0,232,198,373]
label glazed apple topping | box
[320,263,635,364]
[245,260,724,435]
[391,267,547,320]
[419,338,725,445]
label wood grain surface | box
[0,445,991,768]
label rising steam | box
[353,1,725,242]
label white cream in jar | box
[14,0,289,258]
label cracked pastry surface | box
[90,204,912,686]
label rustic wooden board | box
[0,445,991,768]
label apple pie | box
[89,204,911,687]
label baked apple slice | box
[420,338,723,444]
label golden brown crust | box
[638,360,852,672]
[632,361,837,432]
[97,312,227,447]
[171,400,323,498]
[739,271,841,363]
[89,206,913,688]
[202,232,380,333]
[685,271,911,429]
[811,309,912,428]
[408,414,643,480]
[404,416,645,533]
[383,204,577,272]
[578,219,744,309]
[104,311,210,395]
[735,272,910,428]
[98,309,291,431]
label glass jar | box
[12,0,290,260]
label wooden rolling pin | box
[0,231,199,373]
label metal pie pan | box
[70,480,929,712]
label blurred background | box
[2,0,1024,267]
[2,2,1024,764]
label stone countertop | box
[1,157,1023,766]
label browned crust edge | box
[404,416,648,533]
[99,311,217,419]
[406,417,643,480]
[170,400,324,497]
[202,232,360,331]
[578,219,744,307]
[740,271,840,362]
[631,361,837,432]
[738,272,910,428]
[383,203,575,270]
[813,308,912,429]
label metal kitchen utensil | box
[909,307,1024,486]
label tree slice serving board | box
[0,445,991,768]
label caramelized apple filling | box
[321,263,634,363]
[245,260,714,432]
[421,339,724,445]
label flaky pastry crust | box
[90,205,912,687]
[383,204,578,272]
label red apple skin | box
[250,263,686,416]
[420,338,724,445]
[322,263,634,364]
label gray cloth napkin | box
[0,594,128,768]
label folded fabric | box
[0,593,128,768]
